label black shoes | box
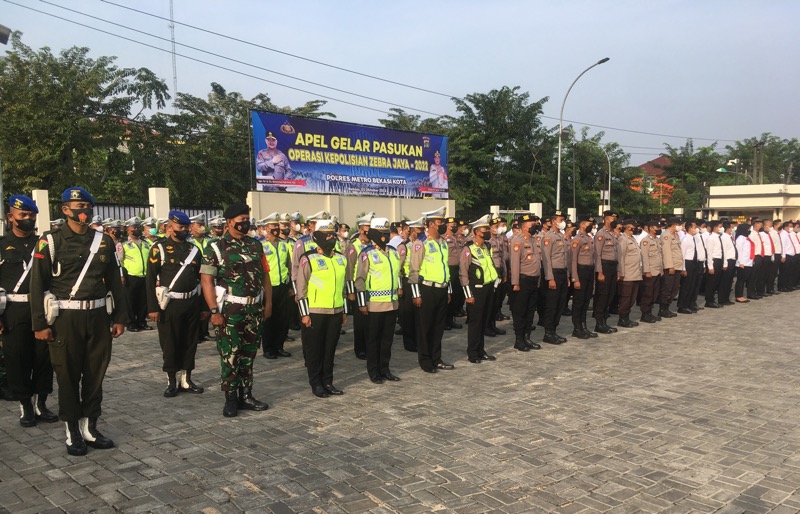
[543,332,566,344]
[35,394,59,423]
[164,384,179,398]
[514,337,531,352]
[370,376,384,384]
[658,309,677,318]
[491,325,506,336]
[238,387,268,411]
[312,385,329,398]
[65,420,88,456]
[480,353,496,361]
[525,337,542,350]
[582,323,599,338]
[264,353,279,359]
[468,356,482,364]
[81,418,115,449]
[484,326,497,337]
[19,397,36,427]
[496,312,510,321]
[705,302,720,308]
[277,349,291,357]
[421,367,437,373]
[617,316,639,328]
[223,390,239,417]
[677,308,694,314]
[446,318,462,330]
[594,323,614,334]
[640,313,658,324]
[572,328,591,340]
[324,384,344,395]
[180,372,204,394]
[355,352,367,360]
[436,362,455,370]
[383,373,401,381]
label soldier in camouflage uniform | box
[200,203,272,418]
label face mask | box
[633,228,642,235]
[270,227,280,237]
[655,229,663,236]
[341,231,350,239]
[280,228,290,236]
[461,228,469,237]
[497,226,507,235]
[293,223,301,232]
[479,230,489,240]
[195,226,207,235]
[527,225,539,235]
[437,224,446,235]
[590,228,597,236]
[173,230,189,241]
[556,221,566,230]
[113,230,123,239]
[149,228,157,236]
[131,228,143,238]
[314,233,337,253]
[368,228,388,249]
[14,218,36,233]
[248,230,258,238]
[67,207,93,226]
[233,220,251,235]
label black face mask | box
[113,230,123,239]
[655,229,663,236]
[368,228,388,249]
[269,227,280,237]
[633,228,642,235]
[280,228,290,236]
[233,220,251,235]
[313,232,337,253]
[173,230,189,241]
[132,228,143,238]
[14,218,36,233]
[67,207,93,226]
[477,230,489,240]
[583,225,592,234]
[527,225,539,235]
[437,224,447,235]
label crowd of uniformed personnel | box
[4,188,800,457]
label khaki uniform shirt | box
[594,227,618,272]
[660,230,684,271]
[640,234,663,276]
[542,230,569,280]
[570,232,595,280]
[617,233,643,281]
[509,233,540,286]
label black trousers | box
[301,313,342,388]
[678,260,701,309]
[593,260,618,322]
[399,277,417,351]
[126,275,147,326]
[366,309,397,379]
[571,265,594,328]
[416,285,448,370]
[50,309,112,422]
[720,260,736,302]
[542,269,568,331]
[448,265,464,317]
[735,266,752,298]
[492,276,508,319]
[262,283,289,355]
[705,259,723,304]
[778,255,795,291]
[466,285,493,359]
[353,305,368,355]
[157,296,200,372]
[511,275,538,337]
[765,256,779,293]
[660,270,681,309]
[752,255,765,296]
[639,274,660,315]
[3,305,53,400]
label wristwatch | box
[210,307,219,314]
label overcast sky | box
[4,0,798,165]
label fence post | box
[32,189,50,234]
[149,187,170,220]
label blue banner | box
[251,111,449,198]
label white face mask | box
[557,221,566,231]
[293,223,301,232]
[341,231,350,239]
[461,228,469,237]
[497,226,507,235]
[590,228,597,236]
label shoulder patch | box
[414,242,422,252]
[597,235,603,241]
[544,239,550,246]
[361,253,368,262]
[572,240,579,248]
[38,239,48,251]
[513,243,520,252]
[643,241,649,246]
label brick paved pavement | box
[2,293,800,513]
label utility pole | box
[169,0,178,113]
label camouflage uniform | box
[201,232,267,391]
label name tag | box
[316,258,328,270]
[335,257,345,266]
[371,253,381,264]
[427,243,438,253]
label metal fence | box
[49,203,152,222]
[172,206,223,222]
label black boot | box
[617,315,639,328]
[572,326,590,339]
[223,390,239,417]
[34,394,59,423]
[513,335,530,352]
[65,421,87,456]
[484,325,497,337]
[543,331,562,344]
[19,397,36,427]
[164,372,179,397]
[583,322,598,338]
[525,331,541,349]
[80,418,115,449]
[179,370,204,394]
[604,318,619,332]
[238,386,268,411]
[491,320,506,335]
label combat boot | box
[582,323,598,338]
[238,386,268,411]
[223,390,239,417]
[179,370,204,394]
[80,417,115,449]
[640,313,658,324]
[34,394,59,423]
[65,420,87,456]
[513,335,530,352]
[491,320,506,336]
[543,331,563,344]
[617,316,639,328]
[658,308,677,318]
[604,318,619,332]
[19,397,36,427]
[572,326,590,339]
[164,372,179,397]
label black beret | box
[223,203,250,219]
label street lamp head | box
[0,25,11,46]
[597,57,610,64]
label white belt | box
[168,286,201,300]
[56,298,107,310]
[7,293,29,302]
[421,280,448,288]
[225,291,264,305]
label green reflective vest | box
[307,253,347,309]
[471,244,499,285]
[364,246,401,303]
[403,240,413,277]
[350,239,366,279]
[122,240,149,277]
[263,239,289,285]
[419,238,449,283]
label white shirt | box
[759,231,773,257]
[780,231,796,256]
[634,231,647,244]
[388,235,403,249]
[749,230,763,256]
[681,233,699,262]
[768,229,782,257]
[791,231,800,254]
[721,232,737,264]
[694,232,707,261]
[736,235,753,267]
[705,232,722,267]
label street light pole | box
[556,57,610,211]
[585,140,612,211]
[0,25,10,236]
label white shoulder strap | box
[167,245,199,290]
[210,241,223,264]
[12,247,37,293]
[69,231,104,299]
[158,243,165,266]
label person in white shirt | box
[735,223,755,302]
[748,219,765,299]
[703,221,723,308]
[778,221,797,291]
[692,222,708,309]
[762,220,781,295]
[677,221,700,314]
[719,221,738,304]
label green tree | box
[0,33,170,201]
[657,140,723,212]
